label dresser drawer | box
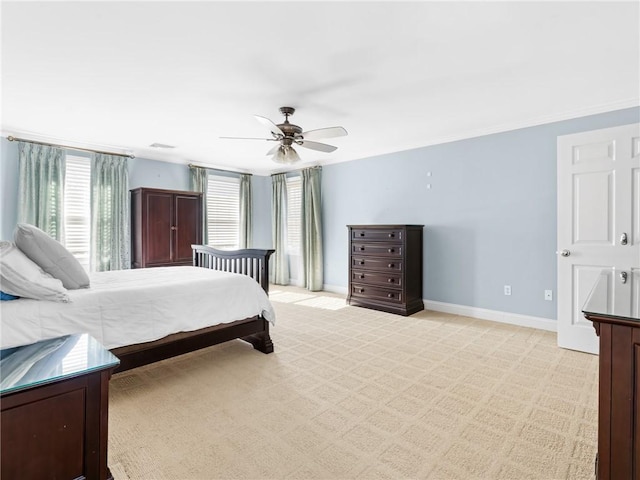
[351,243,402,257]
[352,270,402,288]
[351,229,404,242]
[351,256,403,272]
[351,284,403,303]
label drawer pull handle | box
[388,248,395,253]
[359,261,365,265]
[359,288,365,293]
[387,293,394,298]
[388,263,395,268]
[359,274,365,279]
[388,233,395,238]
[360,247,365,251]
[359,232,365,237]
[388,278,395,283]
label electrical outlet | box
[545,290,553,301]
[504,285,511,296]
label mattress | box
[0,266,275,350]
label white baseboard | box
[323,284,348,295]
[423,300,557,332]
[318,285,556,332]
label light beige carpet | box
[108,286,599,480]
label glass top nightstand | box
[0,333,120,395]
[1,333,119,480]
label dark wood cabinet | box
[583,271,640,480]
[347,225,424,316]
[131,187,203,268]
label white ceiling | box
[2,1,639,175]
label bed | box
[0,245,275,372]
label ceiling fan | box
[221,107,347,164]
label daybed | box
[1,245,275,372]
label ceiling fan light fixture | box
[221,107,347,164]
[272,145,300,164]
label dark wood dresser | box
[1,334,119,480]
[131,187,203,268]
[347,224,424,316]
[583,270,640,480]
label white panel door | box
[557,123,640,354]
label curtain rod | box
[188,163,252,176]
[7,135,135,159]
[271,165,322,176]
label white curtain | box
[239,174,252,249]
[17,142,66,241]
[270,173,289,285]
[90,153,129,271]
[189,166,208,245]
[301,166,323,291]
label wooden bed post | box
[242,318,274,354]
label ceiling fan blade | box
[298,140,338,153]
[266,144,280,156]
[219,136,277,141]
[254,115,284,137]
[301,126,348,141]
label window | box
[286,175,301,254]
[207,175,240,249]
[63,155,91,271]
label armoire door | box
[144,191,173,266]
[173,194,202,264]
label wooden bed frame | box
[110,245,275,373]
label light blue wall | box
[252,174,272,249]
[322,107,640,320]
[0,138,272,248]
[128,157,190,191]
[0,139,19,241]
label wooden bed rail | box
[191,245,275,293]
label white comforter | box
[0,266,275,350]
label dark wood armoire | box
[130,187,202,268]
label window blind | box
[287,175,302,254]
[207,175,240,249]
[63,155,91,271]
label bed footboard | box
[110,247,276,372]
[192,245,274,294]
[192,245,275,355]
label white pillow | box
[0,241,70,302]
[14,223,90,289]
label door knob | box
[620,271,628,284]
[621,232,628,245]
[558,249,570,257]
